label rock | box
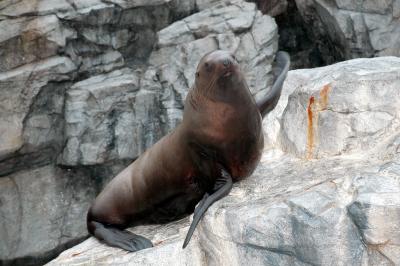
[294,0,400,58]
[0,165,97,264]
[59,68,157,166]
[0,15,76,71]
[250,0,288,16]
[46,218,205,265]
[77,50,125,77]
[0,57,76,175]
[0,0,73,18]
[48,57,400,265]
[276,56,400,159]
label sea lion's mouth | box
[223,71,233,77]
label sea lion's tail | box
[256,51,290,117]
[87,208,153,252]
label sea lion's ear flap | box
[232,54,237,62]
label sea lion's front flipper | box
[91,221,153,252]
[182,169,233,248]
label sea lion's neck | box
[188,86,207,111]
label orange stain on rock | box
[306,96,315,160]
[306,84,332,159]
[319,84,332,111]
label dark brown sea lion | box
[87,50,290,251]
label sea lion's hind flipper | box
[256,51,290,118]
[91,221,153,252]
[182,169,233,248]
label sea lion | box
[87,50,290,251]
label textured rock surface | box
[0,57,77,176]
[251,0,288,16]
[294,0,400,59]
[48,57,400,265]
[0,166,98,264]
[261,0,400,69]
[0,0,278,264]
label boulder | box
[48,56,400,265]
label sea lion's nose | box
[223,58,231,67]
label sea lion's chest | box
[192,100,263,179]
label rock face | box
[263,0,400,68]
[48,56,400,265]
[0,166,98,265]
[293,0,400,60]
[0,0,278,264]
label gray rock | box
[0,57,76,165]
[294,0,400,58]
[0,0,73,18]
[0,165,97,262]
[0,15,76,71]
[56,0,118,24]
[277,56,400,159]
[78,50,125,76]
[48,57,400,266]
[59,68,164,166]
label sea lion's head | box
[194,50,245,99]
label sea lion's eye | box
[196,72,200,78]
[204,62,213,72]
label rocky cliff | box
[0,0,399,265]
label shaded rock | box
[273,0,331,69]
[0,57,76,172]
[48,57,400,266]
[76,50,125,77]
[0,165,97,264]
[196,0,221,11]
[294,0,400,59]
[250,0,288,16]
